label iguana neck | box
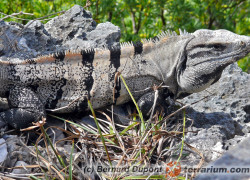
[118,35,194,95]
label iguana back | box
[0,29,249,128]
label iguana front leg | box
[0,86,45,129]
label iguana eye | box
[240,41,245,46]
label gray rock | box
[45,5,96,45]
[78,116,97,129]
[44,5,120,50]
[0,4,120,61]
[183,63,249,128]
[0,138,7,163]
[0,135,19,169]
[12,161,31,174]
[180,63,250,166]
[0,20,53,59]
[22,20,55,54]
[195,136,250,180]
[63,22,121,49]
[0,20,24,58]
[86,22,121,48]
[1,135,35,169]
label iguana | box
[0,29,249,129]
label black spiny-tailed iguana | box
[0,29,249,129]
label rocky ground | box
[182,63,250,179]
[0,5,249,179]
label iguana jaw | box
[176,29,250,98]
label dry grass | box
[0,74,209,180]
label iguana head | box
[176,29,250,98]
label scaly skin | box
[0,29,249,129]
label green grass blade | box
[48,114,97,134]
[40,125,66,168]
[120,121,139,135]
[176,109,186,162]
[119,74,146,133]
[48,114,116,145]
[171,109,186,173]
[69,140,74,180]
[29,175,43,180]
[88,100,112,167]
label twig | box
[0,172,44,179]
[0,11,34,21]
[130,93,213,160]
[19,139,66,180]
